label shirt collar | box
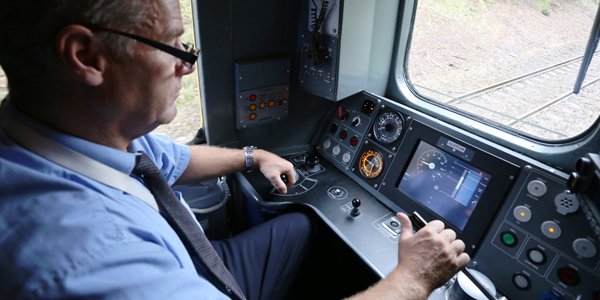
[2,98,137,174]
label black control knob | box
[340,111,350,122]
[280,174,288,184]
[350,198,361,217]
[306,154,319,168]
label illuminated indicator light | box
[500,232,518,247]
[549,228,555,233]
[259,102,266,109]
[250,104,257,111]
[249,113,257,120]
[268,100,275,107]
[521,212,526,217]
[249,94,257,101]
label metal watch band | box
[243,146,257,172]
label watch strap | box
[243,146,257,172]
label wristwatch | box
[243,146,257,172]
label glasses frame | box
[82,24,199,66]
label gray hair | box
[0,0,158,99]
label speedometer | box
[373,112,403,144]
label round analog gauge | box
[359,150,384,179]
[373,112,403,144]
[416,150,448,178]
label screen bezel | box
[379,120,520,252]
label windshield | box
[407,0,600,140]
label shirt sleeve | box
[130,133,191,186]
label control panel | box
[319,94,378,170]
[235,58,290,129]
[475,170,600,299]
[238,91,600,299]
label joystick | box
[305,154,320,172]
[280,174,288,184]
[350,198,361,217]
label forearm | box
[346,268,430,300]
[175,145,247,184]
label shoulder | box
[131,133,191,185]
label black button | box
[389,221,399,228]
[330,123,338,134]
[512,273,531,290]
[557,267,580,286]
[526,248,547,265]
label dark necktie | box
[132,152,245,300]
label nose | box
[184,61,196,74]
[176,43,197,76]
[177,60,196,75]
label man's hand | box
[395,212,470,295]
[255,150,296,194]
[346,212,470,300]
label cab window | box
[406,0,600,140]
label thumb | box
[397,212,413,240]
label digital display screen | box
[398,141,492,230]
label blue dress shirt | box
[0,101,230,299]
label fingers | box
[425,220,445,234]
[396,212,413,240]
[284,169,296,187]
[450,238,465,254]
[271,173,288,194]
[457,252,471,269]
[440,228,457,243]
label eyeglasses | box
[82,24,199,67]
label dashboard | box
[237,91,600,300]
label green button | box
[501,232,518,247]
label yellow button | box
[250,104,257,111]
[250,113,257,120]
[268,100,275,107]
[259,102,266,109]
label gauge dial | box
[359,150,384,179]
[416,150,448,177]
[373,112,403,144]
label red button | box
[249,94,257,101]
[339,130,347,140]
[557,267,580,286]
[350,137,358,146]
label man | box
[0,0,469,299]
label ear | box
[56,25,106,86]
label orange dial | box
[359,150,384,179]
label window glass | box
[152,0,202,143]
[0,66,6,103]
[407,0,600,140]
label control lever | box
[350,198,361,217]
[280,174,288,184]
[305,154,320,172]
[409,212,497,300]
[306,154,319,168]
